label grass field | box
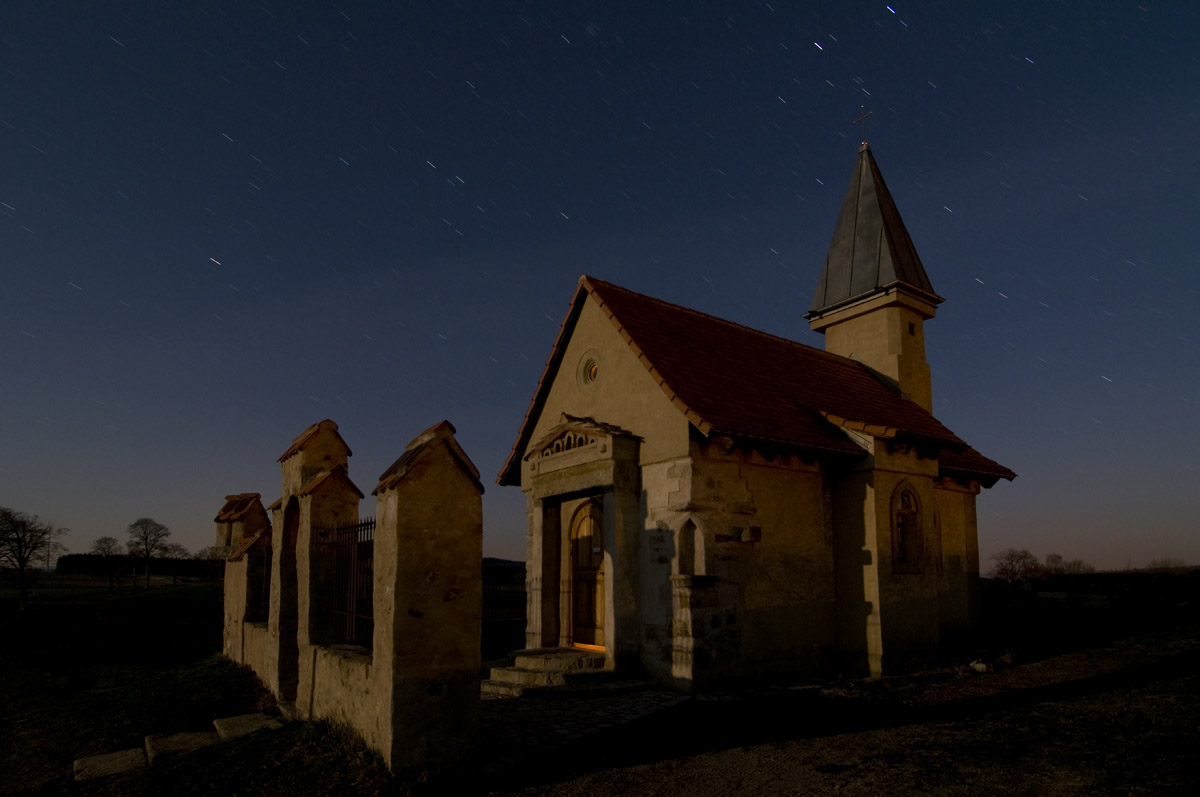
[0,577,400,796]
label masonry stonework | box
[498,143,1015,690]
[218,419,483,772]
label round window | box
[576,350,601,390]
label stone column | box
[525,495,561,649]
[372,423,483,771]
[669,574,719,690]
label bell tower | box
[806,142,943,412]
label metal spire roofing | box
[808,143,943,318]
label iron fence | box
[482,560,526,621]
[313,518,375,647]
[247,546,272,623]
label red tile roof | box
[498,276,1014,486]
[938,447,1016,487]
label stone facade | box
[216,493,272,670]
[499,145,1014,687]
[219,419,483,771]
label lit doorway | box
[568,501,604,649]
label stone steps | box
[72,712,284,782]
[489,665,573,687]
[481,647,654,698]
[511,647,606,672]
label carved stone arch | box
[567,499,605,648]
[890,480,924,574]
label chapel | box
[498,142,1015,686]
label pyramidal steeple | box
[807,143,944,412]
[808,142,942,316]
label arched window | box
[676,521,696,577]
[892,484,923,573]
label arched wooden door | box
[569,502,605,649]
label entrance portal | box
[568,501,604,648]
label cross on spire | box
[853,105,873,146]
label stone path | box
[71,713,283,782]
[72,686,689,782]
[479,681,691,775]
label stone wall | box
[641,445,840,689]
[223,558,249,662]
[220,419,482,772]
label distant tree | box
[162,542,191,585]
[126,517,170,589]
[90,536,122,592]
[1146,557,1186,572]
[0,505,68,611]
[91,536,120,557]
[988,548,1040,583]
[163,542,190,559]
[1039,553,1095,576]
[197,545,228,561]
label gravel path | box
[488,624,1200,795]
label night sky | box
[3,2,1197,570]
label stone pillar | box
[669,574,720,690]
[223,558,249,662]
[608,468,641,669]
[525,496,561,649]
[372,421,483,771]
[267,497,301,701]
[832,470,883,677]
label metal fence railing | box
[313,518,375,648]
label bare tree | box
[1146,557,1186,572]
[91,536,121,557]
[0,505,68,611]
[126,517,170,589]
[988,547,1040,582]
[162,542,190,585]
[197,545,228,561]
[1041,552,1094,576]
[90,535,122,592]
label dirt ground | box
[493,624,1200,795]
[5,575,1197,795]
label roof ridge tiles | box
[582,275,861,368]
[499,275,1003,485]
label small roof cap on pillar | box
[276,419,352,462]
[213,493,264,523]
[297,464,364,499]
[374,420,483,495]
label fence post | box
[372,420,483,771]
